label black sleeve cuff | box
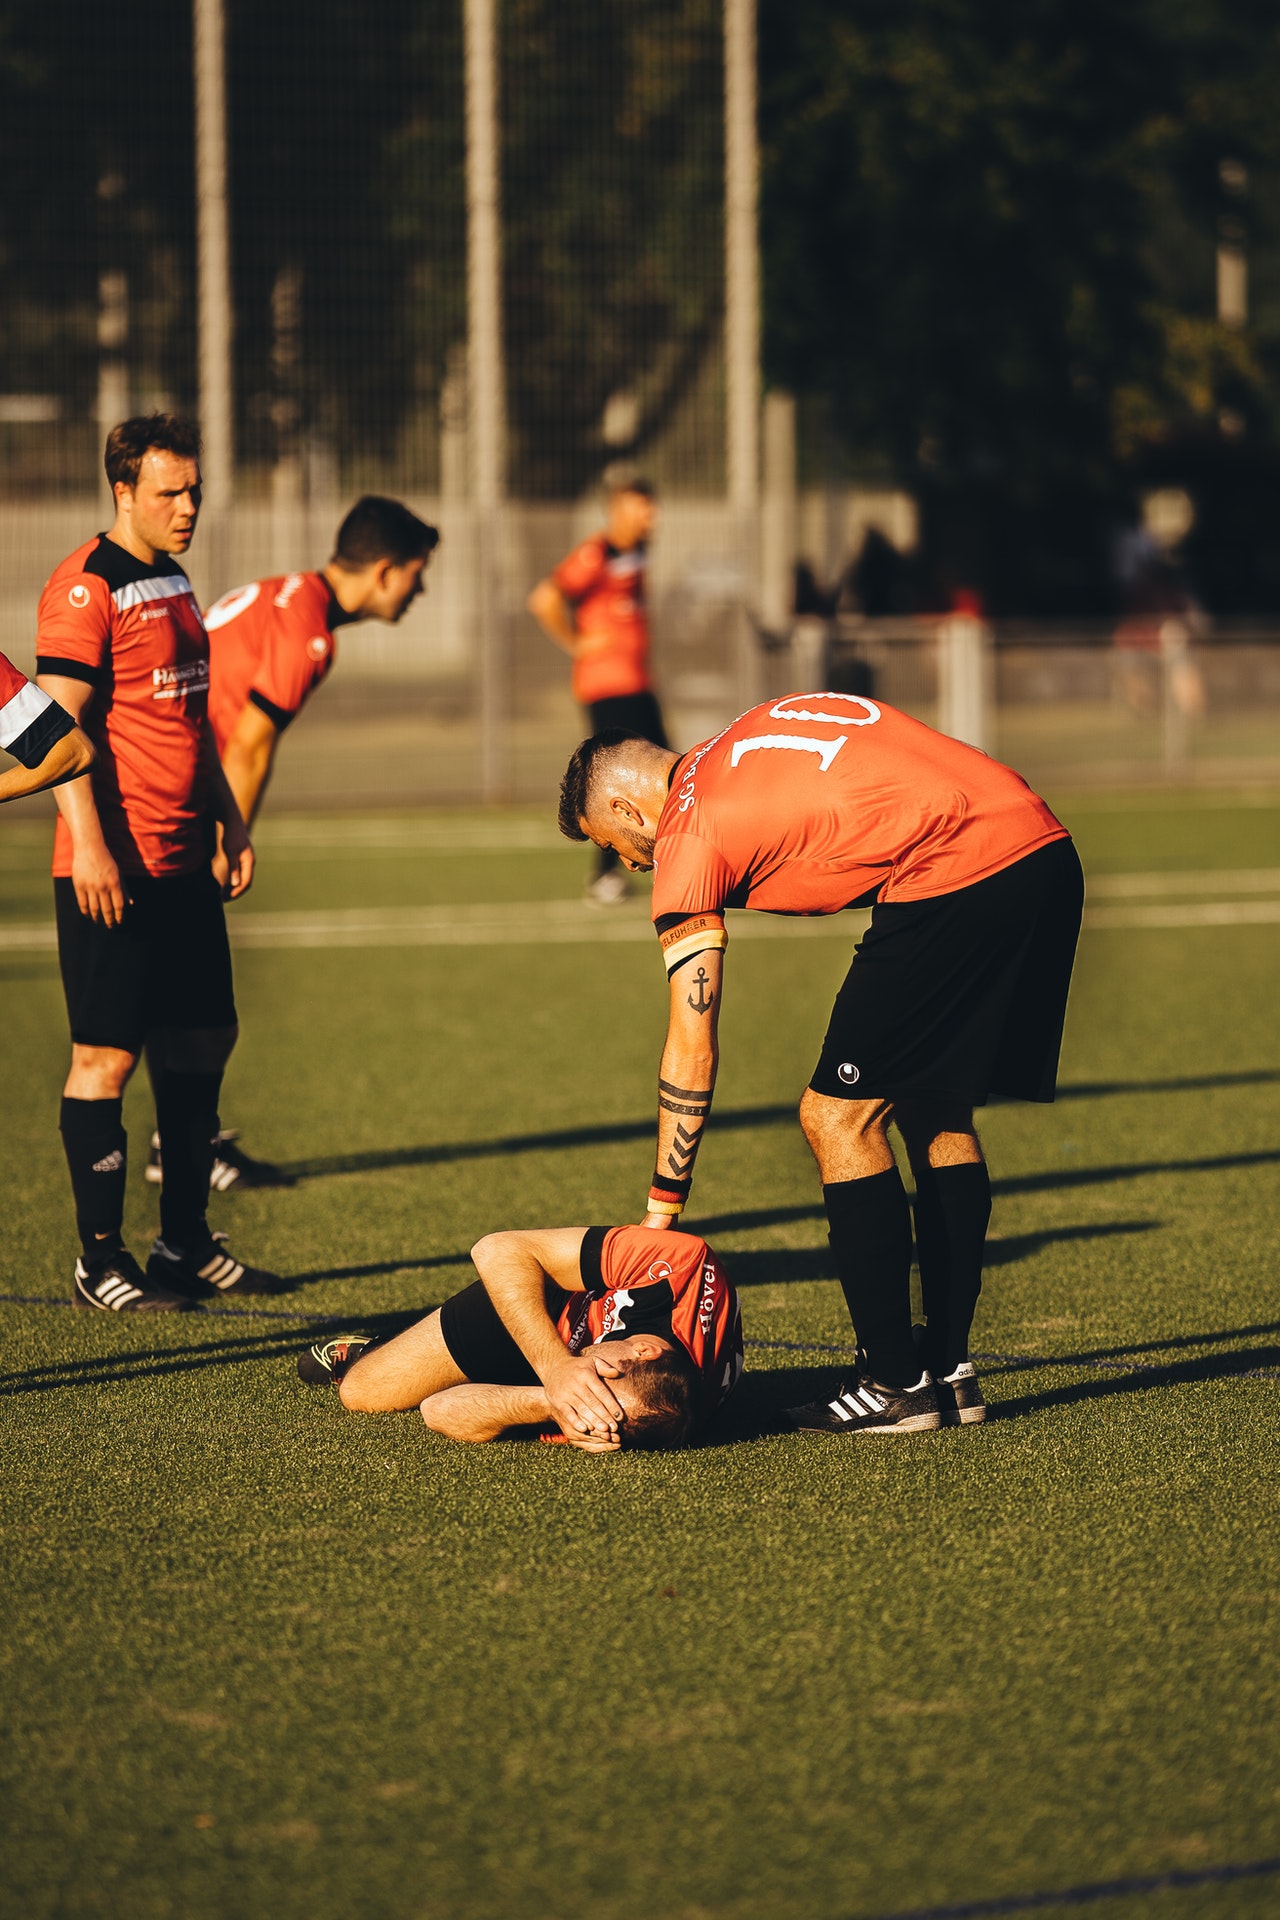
[36,656,105,687]
[248,689,295,732]
[579,1226,611,1295]
[5,700,74,770]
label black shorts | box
[586,690,668,749]
[55,867,237,1053]
[809,837,1083,1106]
[438,1278,571,1386]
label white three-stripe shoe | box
[787,1369,943,1434]
[74,1251,194,1313]
[146,1232,283,1299]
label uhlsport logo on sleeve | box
[68,584,91,608]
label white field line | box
[4,871,1280,951]
[1086,867,1280,897]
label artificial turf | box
[2,794,1280,1920]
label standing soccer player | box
[527,475,667,903]
[36,414,274,1312]
[558,695,1084,1432]
[143,495,439,1192]
[0,653,93,801]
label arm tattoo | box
[685,965,715,1016]
[658,1077,712,1104]
[659,1094,707,1115]
[666,1119,703,1179]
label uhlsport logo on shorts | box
[837,1062,860,1085]
[68,584,91,608]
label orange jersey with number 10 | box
[652,694,1068,973]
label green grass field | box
[3,793,1280,1920]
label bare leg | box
[338,1308,468,1413]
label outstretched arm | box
[0,722,93,803]
[642,946,723,1231]
[420,1381,619,1450]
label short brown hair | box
[557,728,644,841]
[104,414,202,491]
[332,496,440,570]
[617,1347,699,1450]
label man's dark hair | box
[557,728,644,841]
[104,414,202,491]
[610,474,655,499]
[332,495,440,570]
[617,1347,700,1450]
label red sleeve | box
[0,652,27,706]
[35,571,113,681]
[250,620,333,728]
[552,537,607,605]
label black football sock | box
[914,1162,992,1377]
[911,1166,950,1375]
[60,1097,128,1265]
[154,1070,223,1249]
[823,1167,919,1388]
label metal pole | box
[194,0,233,582]
[724,0,761,703]
[465,0,508,801]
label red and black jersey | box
[204,570,337,752]
[36,536,211,878]
[0,650,73,770]
[551,535,651,706]
[557,1224,743,1412]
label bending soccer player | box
[558,696,1084,1434]
[145,495,440,1192]
[36,414,273,1312]
[527,474,667,905]
[298,1224,743,1451]
[0,651,93,801]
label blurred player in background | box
[36,414,272,1313]
[527,474,667,904]
[559,696,1083,1435]
[297,1223,743,1450]
[0,652,93,801]
[144,495,439,1193]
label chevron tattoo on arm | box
[666,1119,702,1179]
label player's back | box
[205,570,336,752]
[653,693,1068,916]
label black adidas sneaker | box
[787,1368,942,1435]
[147,1232,284,1299]
[297,1334,378,1386]
[934,1360,987,1426]
[145,1129,296,1192]
[74,1251,194,1313]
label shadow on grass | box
[276,1071,1280,1187]
[990,1340,1280,1418]
[0,1309,421,1398]
[715,1220,1160,1290]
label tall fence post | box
[194,0,234,589]
[465,0,508,802]
[938,613,993,752]
[724,0,761,712]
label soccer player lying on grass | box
[298,1224,743,1451]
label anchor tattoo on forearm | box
[685,965,714,1016]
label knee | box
[163,1025,239,1074]
[338,1367,382,1414]
[67,1045,138,1101]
